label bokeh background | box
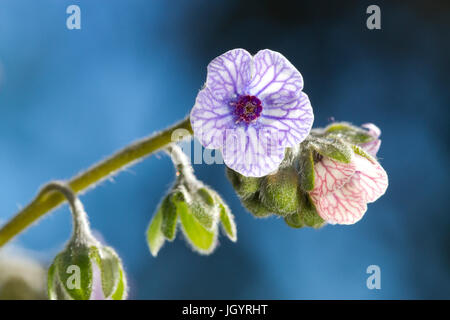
[0,0,449,299]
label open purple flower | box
[190,49,314,177]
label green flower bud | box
[297,148,315,192]
[47,241,127,300]
[284,211,305,229]
[298,193,325,228]
[147,144,237,256]
[260,167,300,216]
[39,182,127,300]
[226,167,261,199]
[241,192,273,218]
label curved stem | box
[39,181,95,245]
[165,144,196,182]
[0,117,193,247]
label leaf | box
[91,246,121,299]
[146,207,165,257]
[352,145,376,163]
[197,188,215,205]
[57,244,93,300]
[111,267,127,300]
[219,202,237,242]
[310,137,353,163]
[189,188,218,230]
[161,195,178,241]
[177,202,217,254]
[325,122,374,144]
[298,148,315,192]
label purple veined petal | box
[221,126,285,177]
[311,178,368,225]
[360,123,381,157]
[351,154,388,203]
[247,49,304,104]
[258,92,314,147]
[190,87,235,149]
[310,156,357,199]
[206,48,253,100]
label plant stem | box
[0,117,193,247]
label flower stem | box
[0,117,193,247]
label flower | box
[309,152,388,225]
[190,49,314,177]
[359,123,381,157]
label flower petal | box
[258,92,314,147]
[221,126,285,177]
[190,87,235,149]
[248,49,304,104]
[311,180,368,225]
[361,139,381,157]
[361,123,381,138]
[206,48,253,101]
[360,123,381,157]
[310,156,356,198]
[352,154,388,203]
[311,154,388,225]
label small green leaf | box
[189,188,218,230]
[310,137,353,163]
[197,188,215,206]
[146,207,165,257]
[298,148,315,192]
[219,202,237,242]
[161,195,178,241]
[325,122,374,144]
[178,202,217,254]
[298,193,325,228]
[57,244,93,300]
[352,145,376,163]
[92,246,121,299]
[111,268,127,300]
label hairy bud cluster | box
[147,145,236,256]
[227,122,379,228]
[48,239,127,300]
[45,183,127,300]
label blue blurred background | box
[0,0,449,299]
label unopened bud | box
[260,167,300,216]
[47,241,127,300]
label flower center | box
[233,95,263,123]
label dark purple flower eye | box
[233,95,263,123]
[190,48,314,177]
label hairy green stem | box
[0,117,193,247]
